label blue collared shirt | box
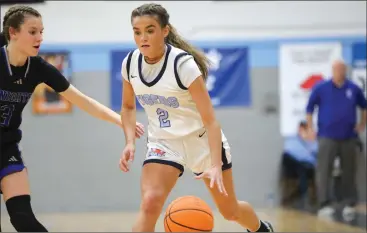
[306,79,367,139]
[284,136,318,165]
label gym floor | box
[1,204,366,232]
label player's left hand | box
[119,143,135,172]
[195,165,228,196]
[135,122,145,138]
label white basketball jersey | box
[121,44,205,139]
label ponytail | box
[0,32,7,47]
[166,24,210,81]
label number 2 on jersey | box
[156,108,171,128]
[0,104,15,127]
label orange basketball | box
[164,196,214,232]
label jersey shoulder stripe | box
[174,52,190,90]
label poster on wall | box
[279,42,342,137]
[32,52,73,115]
[351,42,366,97]
[110,47,251,112]
[202,47,250,107]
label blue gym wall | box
[11,35,365,214]
[41,36,364,72]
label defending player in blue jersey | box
[0,5,144,232]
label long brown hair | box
[131,3,210,80]
[1,5,41,46]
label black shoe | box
[263,221,274,232]
[246,221,274,232]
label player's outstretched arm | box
[38,56,144,138]
[60,85,144,138]
[188,76,227,195]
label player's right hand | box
[119,143,135,172]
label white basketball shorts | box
[143,128,232,176]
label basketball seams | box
[167,220,208,232]
[165,204,213,232]
[168,208,213,219]
[164,202,176,232]
[164,196,214,232]
[166,196,213,218]
[166,214,210,232]
[164,214,172,232]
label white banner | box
[279,42,342,136]
[352,69,366,97]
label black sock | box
[6,195,48,232]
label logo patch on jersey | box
[0,90,32,103]
[148,148,166,157]
[136,94,179,109]
[13,79,23,85]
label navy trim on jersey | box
[143,159,184,177]
[126,51,133,82]
[174,52,190,90]
[0,164,26,182]
[193,143,232,176]
[1,45,30,78]
[1,46,12,75]
[137,44,172,87]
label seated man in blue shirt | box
[306,59,367,218]
[283,121,318,202]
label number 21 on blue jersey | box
[0,104,15,127]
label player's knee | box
[6,195,47,232]
[141,190,166,214]
[220,208,239,221]
[218,201,240,221]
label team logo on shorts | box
[148,148,166,157]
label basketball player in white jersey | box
[119,3,274,232]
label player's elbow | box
[122,101,136,111]
[60,86,89,109]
